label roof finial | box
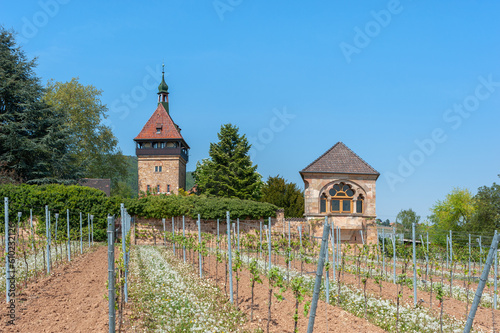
[158,61,169,94]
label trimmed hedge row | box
[0,184,278,240]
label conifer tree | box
[0,27,80,183]
[261,175,304,217]
[193,124,262,200]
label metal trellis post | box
[5,198,10,303]
[227,211,233,304]
[306,218,330,333]
[107,216,115,333]
[464,230,499,333]
[412,222,417,306]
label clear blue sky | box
[2,0,499,222]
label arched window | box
[329,183,354,213]
[320,193,327,213]
[356,195,364,214]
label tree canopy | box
[467,178,500,236]
[429,187,475,244]
[44,78,129,191]
[260,175,304,217]
[193,124,262,200]
[0,27,81,184]
[396,208,420,238]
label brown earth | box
[0,245,109,333]
[247,248,500,333]
[172,247,386,333]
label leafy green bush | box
[0,185,278,240]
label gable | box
[301,142,379,176]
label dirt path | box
[0,245,109,333]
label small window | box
[155,166,158,172]
[356,196,364,214]
[159,166,162,172]
[320,195,327,213]
[157,185,160,193]
[156,128,161,134]
[147,185,151,193]
[331,200,340,212]
[167,184,170,193]
[160,142,165,148]
[152,142,158,148]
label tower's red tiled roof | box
[134,103,184,140]
[301,142,379,176]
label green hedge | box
[0,184,278,240]
[0,184,121,241]
[124,194,278,220]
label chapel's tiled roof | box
[301,142,379,176]
[134,103,184,141]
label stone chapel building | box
[300,142,379,243]
[134,67,189,195]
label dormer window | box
[156,123,162,134]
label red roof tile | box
[301,142,379,176]
[134,103,184,140]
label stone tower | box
[134,66,189,195]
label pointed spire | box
[158,62,169,94]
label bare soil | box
[0,245,109,333]
[176,248,386,333]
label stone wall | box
[300,172,378,244]
[137,155,187,194]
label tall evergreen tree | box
[193,124,262,200]
[260,175,304,217]
[0,27,80,183]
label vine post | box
[306,217,330,333]
[91,214,94,246]
[464,230,499,333]
[227,211,234,304]
[30,209,34,252]
[259,221,262,258]
[172,217,176,255]
[5,197,10,302]
[107,215,115,333]
[382,228,385,279]
[46,206,51,274]
[67,209,71,262]
[392,227,396,283]
[197,214,202,278]
[182,216,186,263]
[331,222,336,282]
[237,218,240,252]
[268,217,272,271]
[162,218,165,246]
[79,212,83,254]
[412,222,417,307]
[88,213,90,248]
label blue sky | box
[2,0,499,222]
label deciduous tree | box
[44,77,128,189]
[429,188,474,245]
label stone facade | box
[138,155,187,194]
[300,142,380,244]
